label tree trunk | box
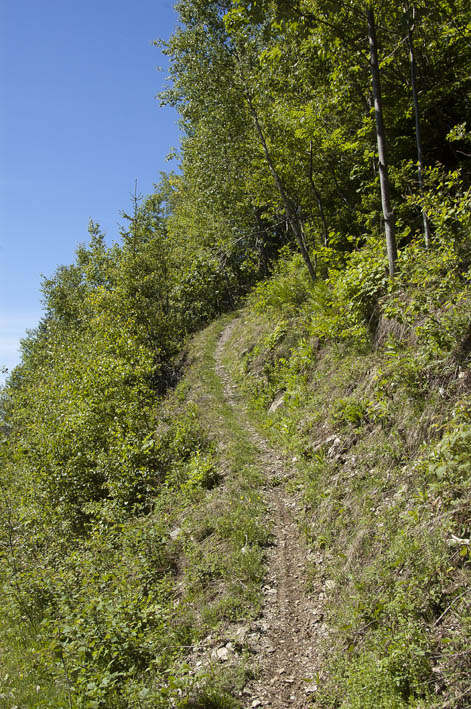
[407,4,431,247]
[367,6,397,277]
[245,92,317,281]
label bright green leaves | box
[223,5,250,32]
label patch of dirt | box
[215,319,327,708]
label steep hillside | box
[2,1,471,706]
[221,244,471,707]
[3,231,471,707]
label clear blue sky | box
[0,0,180,382]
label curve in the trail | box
[216,319,324,708]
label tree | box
[162,0,319,280]
[366,4,397,276]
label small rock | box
[215,646,231,661]
[169,527,182,540]
[264,587,276,595]
[268,392,285,414]
[305,685,318,695]
[252,700,262,708]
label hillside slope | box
[2,239,471,707]
[2,1,471,705]
[220,253,471,707]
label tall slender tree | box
[366,4,397,276]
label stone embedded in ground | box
[214,646,231,661]
[268,392,285,414]
[305,684,318,694]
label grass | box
[220,297,471,707]
[176,315,269,630]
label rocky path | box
[215,320,324,708]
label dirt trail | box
[215,319,323,708]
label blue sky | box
[0,0,180,382]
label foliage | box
[224,223,471,706]
[2,0,471,704]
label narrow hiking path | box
[215,318,325,708]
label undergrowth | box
[224,229,471,707]
[2,168,471,707]
[0,317,267,708]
